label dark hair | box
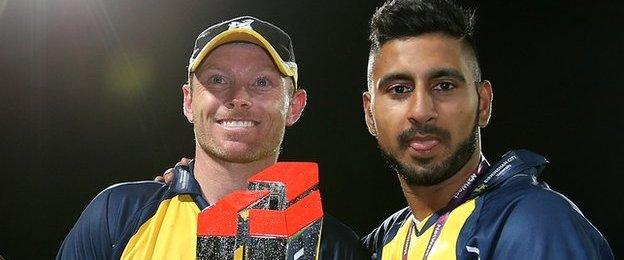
[369,0,481,80]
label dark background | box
[1,0,622,258]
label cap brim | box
[189,28,298,86]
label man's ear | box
[477,80,493,127]
[285,89,307,127]
[363,91,377,136]
[182,84,194,123]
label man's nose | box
[407,87,437,125]
[224,86,252,109]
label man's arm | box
[492,190,613,259]
[56,189,114,260]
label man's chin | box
[202,143,277,164]
[399,148,446,168]
[213,151,263,164]
[398,162,451,186]
[381,149,457,186]
[200,142,247,162]
[411,155,435,166]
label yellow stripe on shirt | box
[381,199,476,260]
[121,194,200,260]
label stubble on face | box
[194,112,287,164]
[380,111,479,186]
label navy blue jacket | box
[363,150,613,259]
[57,162,368,259]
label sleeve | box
[56,189,114,260]
[492,190,614,260]
[319,215,371,260]
[361,222,386,259]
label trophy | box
[197,162,323,260]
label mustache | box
[397,124,451,149]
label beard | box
[380,116,479,186]
[196,134,282,163]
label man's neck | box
[192,145,279,205]
[400,149,482,221]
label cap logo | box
[228,19,254,30]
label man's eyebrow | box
[426,68,466,83]
[378,72,413,89]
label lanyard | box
[401,161,489,260]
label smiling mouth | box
[217,120,258,129]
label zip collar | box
[169,160,210,209]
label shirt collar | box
[169,160,203,196]
[473,149,549,195]
[169,160,210,209]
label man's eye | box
[389,85,411,94]
[433,82,455,91]
[209,75,226,84]
[254,77,270,87]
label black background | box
[1,0,622,258]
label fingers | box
[155,167,174,183]
[162,167,174,184]
[156,157,192,184]
[164,170,174,184]
[176,157,192,167]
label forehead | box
[370,33,474,83]
[198,42,280,73]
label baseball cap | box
[188,16,298,88]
